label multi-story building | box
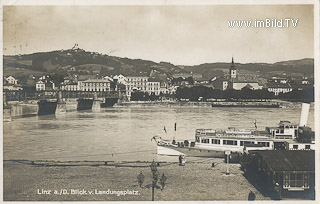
[60,83,80,91]
[266,83,293,95]
[125,75,162,99]
[125,75,149,98]
[79,79,112,92]
[146,81,160,95]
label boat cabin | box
[284,141,315,151]
[195,129,274,152]
[266,121,298,140]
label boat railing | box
[195,132,271,139]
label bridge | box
[3,89,127,118]
[3,90,124,101]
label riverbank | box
[117,100,305,108]
[3,158,270,201]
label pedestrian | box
[248,190,256,201]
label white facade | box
[222,81,229,91]
[230,69,237,79]
[80,79,111,92]
[285,142,315,151]
[36,81,45,91]
[232,82,263,90]
[6,76,18,84]
[146,82,160,95]
[267,87,293,96]
[159,85,178,95]
[61,84,80,91]
[125,76,148,97]
[267,122,298,140]
[36,80,55,91]
[103,76,114,82]
[113,74,127,85]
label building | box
[36,81,45,91]
[5,76,18,85]
[270,77,289,84]
[172,73,202,80]
[113,74,127,85]
[212,78,229,91]
[241,150,315,199]
[231,81,263,90]
[226,58,262,90]
[3,84,23,91]
[125,75,149,98]
[266,83,293,95]
[301,76,310,85]
[60,83,80,91]
[125,75,162,99]
[103,76,114,82]
[284,141,315,151]
[146,81,160,95]
[79,79,112,92]
[229,57,237,80]
[265,121,299,141]
[36,80,55,91]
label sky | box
[3,5,314,65]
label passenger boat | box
[152,103,312,158]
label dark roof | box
[266,83,292,88]
[255,150,314,172]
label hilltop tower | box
[229,57,237,81]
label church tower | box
[229,57,237,81]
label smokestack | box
[299,103,310,127]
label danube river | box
[3,104,314,162]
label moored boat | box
[152,103,313,158]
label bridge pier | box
[55,91,66,114]
[92,92,101,111]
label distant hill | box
[3,48,314,80]
[181,58,314,80]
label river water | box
[3,104,314,162]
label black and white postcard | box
[1,0,319,202]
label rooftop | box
[266,83,292,88]
[83,79,111,83]
[254,150,315,172]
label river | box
[3,104,314,162]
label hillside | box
[3,48,314,80]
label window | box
[305,145,311,150]
[304,174,309,188]
[257,142,270,147]
[283,173,306,188]
[224,140,237,145]
[293,145,298,149]
[211,139,220,144]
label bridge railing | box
[3,90,123,101]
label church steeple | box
[231,57,235,69]
[229,57,237,80]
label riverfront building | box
[125,75,161,99]
[79,79,112,92]
[241,150,315,199]
[36,80,55,91]
[266,83,293,95]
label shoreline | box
[3,159,270,201]
[116,100,306,108]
